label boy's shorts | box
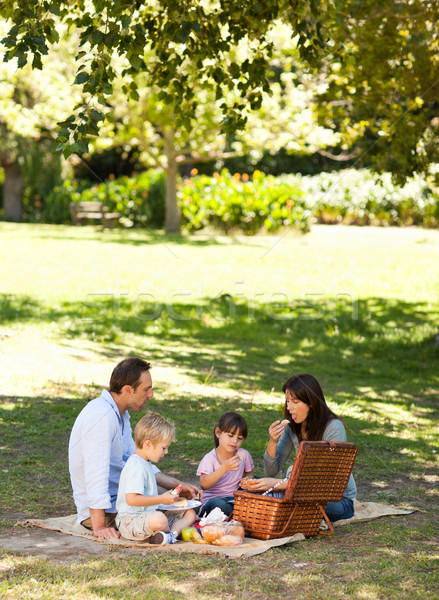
[118,510,187,541]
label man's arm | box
[89,508,120,539]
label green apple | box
[181,527,200,542]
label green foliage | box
[1,1,330,155]
[0,167,4,210]
[39,170,166,227]
[179,169,310,234]
[299,169,439,228]
[21,137,64,222]
[315,1,439,181]
[23,166,439,231]
[32,179,90,224]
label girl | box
[249,374,357,522]
[197,411,254,517]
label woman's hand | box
[269,420,286,443]
[244,478,280,492]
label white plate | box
[157,499,201,512]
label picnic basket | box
[233,441,357,540]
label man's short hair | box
[109,358,151,394]
[134,412,175,449]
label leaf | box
[90,109,104,122]
[92,30,104,45]
[74,71,89,85]
[32,53,43,69]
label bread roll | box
[212,534,243,546]
[226,523,245,537]
[173,497,188,508]
[202,524,225,543]
[281,419,290,426]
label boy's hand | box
[160,490,177,505]
[223,454,241,472]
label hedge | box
[19,167,439,231]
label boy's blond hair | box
[134,412,175,449]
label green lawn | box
[0,222,438,599]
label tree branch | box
[316,148,359,161]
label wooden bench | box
[69,202,120,228]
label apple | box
[181,527,201,542]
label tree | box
[0,1,331,154]
[312,1,439,182]
[87,24,337,233]
[0,21,78,220]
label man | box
[69,357,201,539]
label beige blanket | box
[17,500,416,559]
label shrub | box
[178,169,310,234]
[39,170,166,227]
[297,169,439,228]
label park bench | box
[69,201,120,228]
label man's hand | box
[93,527,120,539]
[180,483,203,500]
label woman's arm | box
[263,425,295,477]
[245,477,287,492]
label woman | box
[250,373,356,522]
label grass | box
[0,222,438,599]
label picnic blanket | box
[16,500,416,558]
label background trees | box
[311,1,439,181]
[0,23,78,220]
[1,1,439,227]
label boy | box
[116,412,197,544]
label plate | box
[157,499,201,512]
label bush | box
[20,138,64,222]
[23,165,439,232]
[298,169,439,228]
[41,170,166,227]
[178,169,310,234]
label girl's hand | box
[159,490,176,505]
[222,454,241,472]
[268,420,286,443]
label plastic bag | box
[201,519,245,546]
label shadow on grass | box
[2,292,438,413]
[0,385,437,518]
[6,224,276,248]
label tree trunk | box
[2,162,24,221]
[164,130,181,234]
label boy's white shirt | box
[116,454,159,526]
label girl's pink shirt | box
[196,448,254,507]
